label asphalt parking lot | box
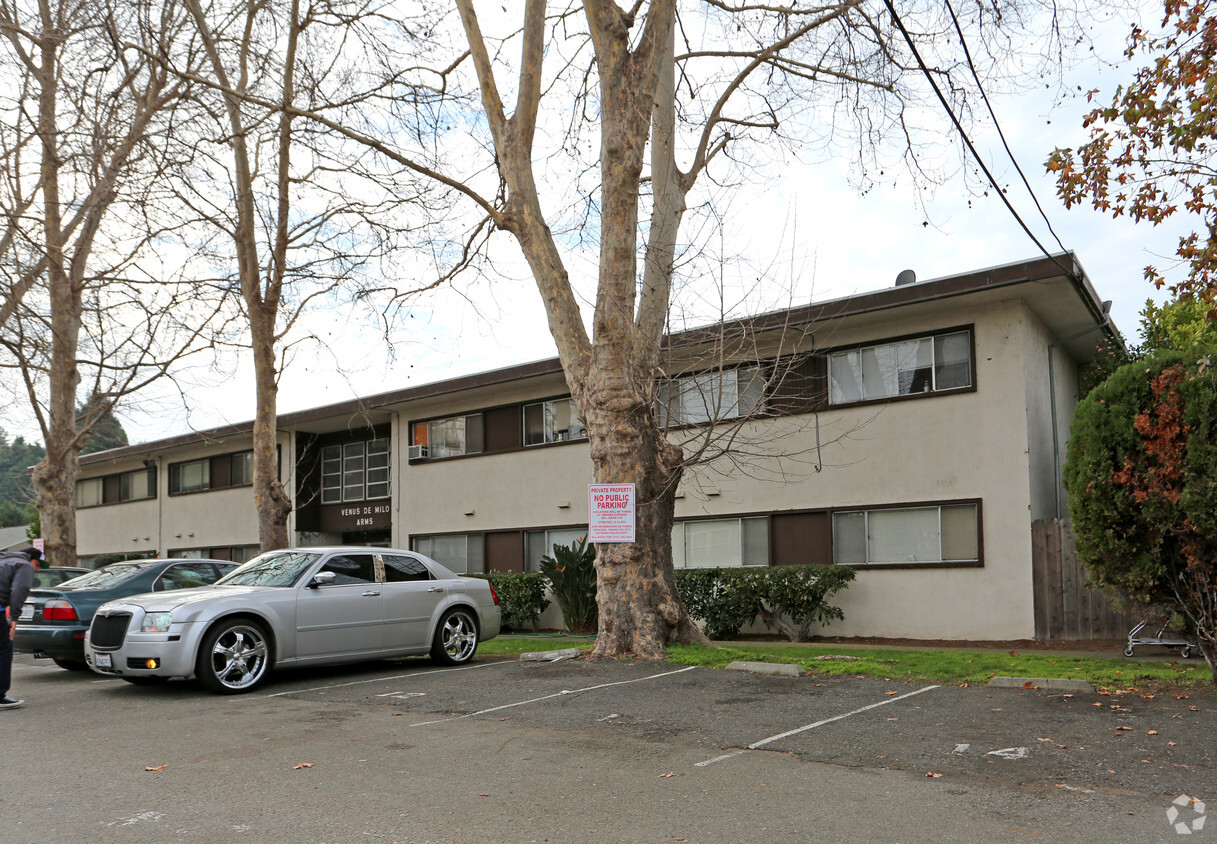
[3,650,1214,842]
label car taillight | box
[41,600,79,621]
[488,581,500,606]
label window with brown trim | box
[828,329,973,406]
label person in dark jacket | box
[0,547,41,709]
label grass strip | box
[479,636,1210,692]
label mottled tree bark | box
[459,0,709,657]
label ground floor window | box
[672,517,768,568]
[413,533,485,574]
[832,503,979,565]
[525,527,587,571]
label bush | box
[1065,350,1217,682]
[673,567,760,640]
[751,565,856,642]
[539,537,598,635]
[675,565,856,642]
[466,572,549,633]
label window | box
[168,450,265,495]
[321,438,390,503]
[320,553,377,585]
[412,534,484,574]
[169,459,210,494]
[829,330,972,405]
[230,451,254,486]
[671,517,768,568]
[119,468,153,502]
[832,503,979,566]
[383,554,433,582]
[76,478,103,508]
[659,367,765,427]
[77,467,155,507]
[525,528,587,572]
[524,398,587,445]
[411,415,483,460]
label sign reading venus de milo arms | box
[320,501,392,532]
[588,483,636,543]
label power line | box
[943,0,1070,255]
[880,0,1074,278]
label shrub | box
[674,565,855,642]
[1065,350,1217,682]
[466,572,549,633]
[673,567,759,641]
[539,537,598,635]
[751,565,856,642]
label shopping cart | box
[1123,618,1195,658]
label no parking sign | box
[588,483,635,543]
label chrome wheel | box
[431,608,479,665]
[197,620,270,694]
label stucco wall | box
[75,437,281,557]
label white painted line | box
[263,659,507,698]
[408,666,698,727]
[696,684,940,767]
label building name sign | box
[588,483,635,543]
[320,501,391,532]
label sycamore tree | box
[0,0,226,565]
[383,0,1089,658]
[1048,0,1217,307]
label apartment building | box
[74,253,1116,640]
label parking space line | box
[696,684,940,767]
[407,665,698,727]
[263,659,508,698]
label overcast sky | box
[10,2,1190,447]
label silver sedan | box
[83,547,501,694]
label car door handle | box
[362,590,381,597]
[427,587,445,593]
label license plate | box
[95,653,112,669]
[19,606,33,620]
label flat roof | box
[82,252,1112,466]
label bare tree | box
[0,0,224,565]
[433,0,1086,657]
[176,0,456,551]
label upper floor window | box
[832,503,979,566]
[230,451,254,486]
[829,330,972,405]
[76,467,156,508]
[168,450,257,495]
[76,477,103,508]
[659,367,765,427]
[524,398,587,446]
[321,438,390,503]
[410,415,483,460]
[170,459,210,494]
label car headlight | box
[141,611,174,633]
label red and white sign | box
[588,483,636,543]
[32,538,44,553]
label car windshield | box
[56,563,149,589]
[216,551,321,587]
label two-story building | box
[73,253,1121,641]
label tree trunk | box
[582,380,710,658]
[250,305,291,551]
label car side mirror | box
[308,571,336,589]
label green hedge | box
[465,572,550,633]
[675,565,856,642]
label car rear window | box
[56,563,149,589]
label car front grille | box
[90,612,132,649]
